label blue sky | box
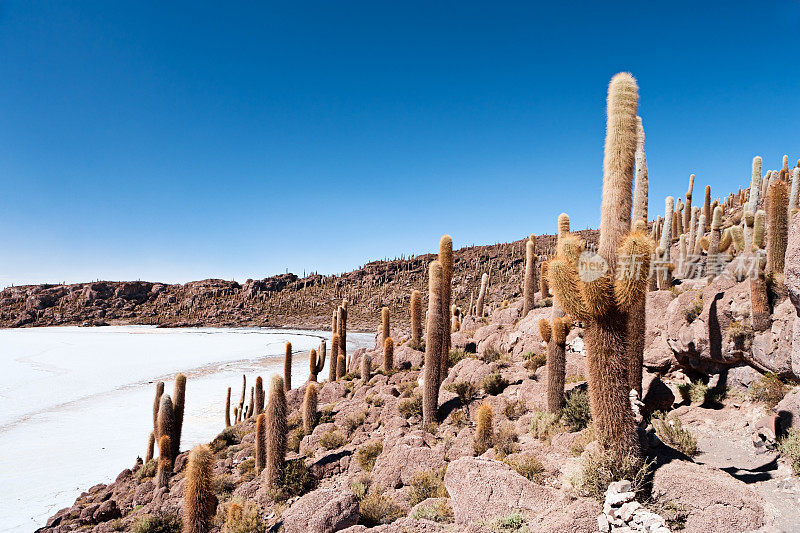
[2,1,800,287]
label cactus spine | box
[548,73,646,463]
[265,375,287,489]
[766,180,789,276]
[475,273,489,317]
[684,174,695,231]
[473,403,493,455]
[329,334,340,381]
[183,445,217,533]
[381,307,390,347]
[522,238,537,317]
[410,289,422,348]
[302,383,318,434]
[439,235,454,380]
[225,387,231,427]
[384,336,394,373]
[255,413,266,473]
[423,260,444,427]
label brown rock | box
[281,488,359,533]
[92,500,121,523]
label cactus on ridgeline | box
[473,403,493,455]
[684,174,695,230]
[558,213,570,246]
[423,261,444,427]
[439,235,454,381]
[384,336,394,373]
[329,334,340,381]
[676,200,684,236]
[303,383,318,435]
[283,342,292,391]
[255,413,266,473]
[265,375,287,489]
[522,238,537,317]
[766,180,789,277]
[361,353,371,384]
[156,435,171,489]
[548,73,648,463]
[225,387,231,427]
[410,289,422,348]
[475,273,489,317]
[702,185,711,223]
[183,445,217,533]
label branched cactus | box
[423,261,444,427]
[384,336,394,373]
[309,348,325,382]
[255,413,266,473]
[523,238,537,317]
[303,383,318,434]
[475,273,489,317]
[265,375,287,489]
[548,73,648,462]
[183,445,217,533]
[410,289,422,348]
[473,403,493,455]
[225,387,231,427]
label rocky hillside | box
[0,230,597,331]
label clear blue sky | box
[2,1,799,287]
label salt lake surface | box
[0,326,374,532]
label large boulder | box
[371,431,446,489]
[776,390,800,433]
[281,488,359,533]
[651,460,770,533]
[443,456,562,524]
[785,211,800,312]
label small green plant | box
[523,352,547,373]
[449,348,469,367]
[652,412,698,456]
[319,430,347,450]
[481,372,509,395]
[561,388,591,431]
[481,345,503,363]
[356,441,383,472]
[502,453,544,482]
[491,512,529,532]
[410,499,454,523]
[749,373,788,408]
[676,380,711,405]
[684,295,703,323]
[445,381,477,405]
[779,427,800,474]
[351,476,369,500]
[132,513,182,533]
[578,451,653,501]
[398,393,423,418]
[409,467,448,506]
[359,488,406,526]
[503,399,526,420]
[530,410,562,442]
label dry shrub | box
[578,451,653,501]
[356,441,383,472]
[221,501,266,533]
[359,488,405,526]
[561,388,591,431]
[410,499,453,523]
[132,513,182,533]
[409,467,448,506]
[481,373,509,395]
[398,393,422,418]
[749,373,788,408]
[652,412,698,456]
[494,423,520,458]
[503,399,526,420]
[523,352,547,373]
[445,381,477,405]
[530,410,562,442]
[502,453,544,483]
[780,427,800,474]
[319,430,347,450]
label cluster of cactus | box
[149,373,187,482]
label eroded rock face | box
[443,456,562,524]
[281,488,358,533]
[652,460,769,533]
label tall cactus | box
[522,238,537,317]
[283,342,292,391]
[439,235,454,380]
[384,336,394,373]
[693,214,706,256]
[225,387,231,427]
[410,289,422,348]
[539,261,550,298]
[631,117,648,224]
[361,353,371,384]
[255,413,266,473]
[684,174,695,231]
[146,431,155,463]
[238,375,246,423]
[183,445,217,533]
[473,403,494,456]
[749,156,763,212]
[423,261,444,427]
[303,383,318,434]
[152,381,164,433]
[539,317,569,413]
[707,206,723,279]
[156,435,171,488]
[381,307,390,347]
[329,334,340,382]
[156,394,176,461]
[657,196,674,289]
[247,387,254,419]
[703,185,711,222]
[337,305,347,370]
[475,273,489,317]
[265,375,287,489]
[255,376,264,415]
[336,351,346,380]
[789,168,800,216]
[172,374,186,459]
[549,73,648,462]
